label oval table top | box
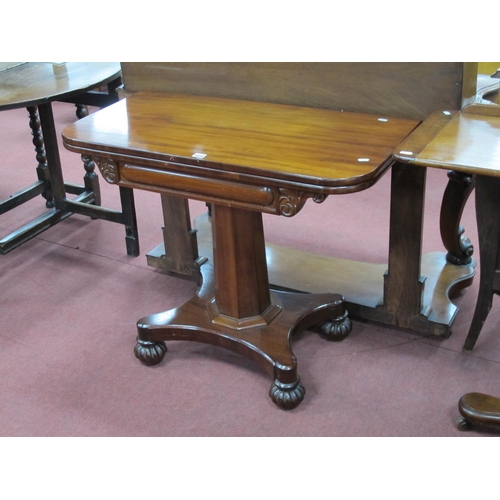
[0,62,121,111]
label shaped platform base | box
[135,265,350,410]
[192,213,475,337]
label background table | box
[123,62,478,339]
[393,102,500,432]
[0,62,139,255]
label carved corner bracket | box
[91,156,120,184]
[278,189,327,217]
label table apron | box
[122,163,276,207]
[89,156,336,216]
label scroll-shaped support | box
[462,175,500,352]
[440,170,475,265]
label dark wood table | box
[62,91,422,409]
[393,103,500,432]
[0,62,139,255]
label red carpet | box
[1,101,499,438]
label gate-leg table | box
[0,62,139,255]
[62,91,420,409]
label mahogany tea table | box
[62,91,420,409]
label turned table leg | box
[27,105,54,208]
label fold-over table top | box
[63,91,420,192]
[394,106,500,178]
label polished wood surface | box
[118,63,477,336]
[393,102,500,431]
[395,104,500,344]
[462,175,500,354]
[121,62,474,121]
[135,264,346,409]
[0,62,121,110]
[61,63,483,408]
[476,74,500,104]
[394,104,500,176]
[64,91,386,409]
[211,205,275,327]
[458,392,500,431]
[193,213,475,334]
[0,62,139,255]
[62,91,419,194]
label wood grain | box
[121,62,471,121]
[396,106,500,177]
[63,91,419,192]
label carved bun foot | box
[319,311,352,341]
[134,339,167,366]
[269,378,305,410]
[457,416,473,431]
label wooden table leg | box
[27,105,54,207]
[369,161,475,336]
[146,194,207,280]
[37,103,140,257]
[382,161,427,329]
[134,204,350,409]
[463,175,500,352]
[455,179,500,432]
